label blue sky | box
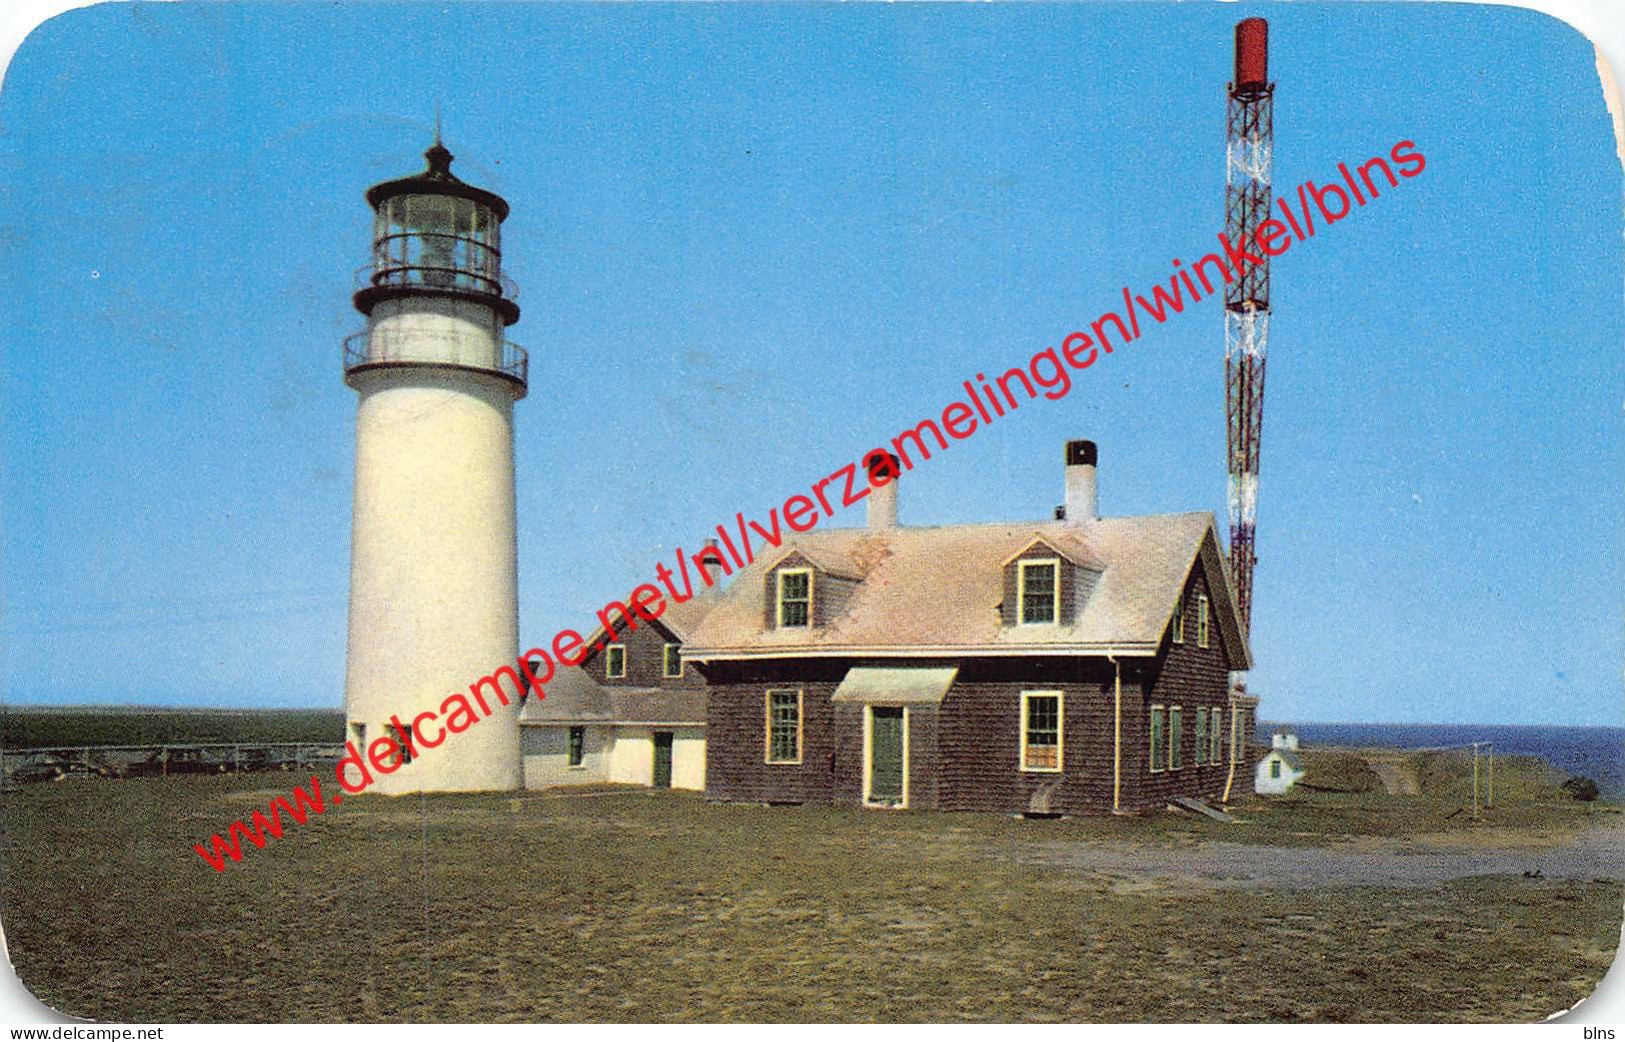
[0,2,1619,726]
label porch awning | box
[830,666,958,706]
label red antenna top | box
[1234,18,1269,94]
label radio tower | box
[1224,17,1272,637]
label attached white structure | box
[1254,728,1305,795]
[342,139,527,794]
[520,669,706,792]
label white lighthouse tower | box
[342,136,526,793]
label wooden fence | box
[1,742,344,780]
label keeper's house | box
[681,440,1258,815]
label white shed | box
[519,667,706,792]
[1254,732,1306,795]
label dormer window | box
[605,644,627,679]
[1017,559,1060,625]
[777,568,812,628]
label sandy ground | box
[1026,817,1625,890]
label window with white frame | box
[662,643,683,679]
[1149,706,1167,772]
[765,689,802,764]
[1195,708,1208,766]
[1172,598,1185,643]
[1197,593,1210,648]
[1020,691,1063,772]
[567,726,585,768]
[777,569,812,628]
[605,644,627,679]
[1018,559,1060,625]
[1209,708,1223,764]
[1169,707,1183,770]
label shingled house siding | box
[936,658,1116,815]
[1235,704,1259,766]
[1127,560,1235,811]
[704,660,946,808]
[828,701,943,809]
[578,617,701,689]
[706,652,1236,816]
[904,706,942,809]
[816,577,859,627]
[831,702,866,804]
[704,661,846,804]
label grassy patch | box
[1296,750,1383,793]
[0,777,1617,1022]
[0,707,344,750]
[1238,749,1612,844]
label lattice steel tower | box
[1224,17,1272,636]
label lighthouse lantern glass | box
[372,193,501,296]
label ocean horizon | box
[1260,720,1625,800]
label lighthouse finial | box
[424,105,453,177]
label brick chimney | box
[1063,439,1098,521]
[697,537,727,585]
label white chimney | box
[1064,439,1098,521]
[866,451,900,530]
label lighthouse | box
[341,136,526,793]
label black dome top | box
[364,139,510,221]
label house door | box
[652,731,673,789]
[868,707,905,807]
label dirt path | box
[1026,819,1625,891]
[1369,761,1421,796]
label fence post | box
[1471,744,1480,820]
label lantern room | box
[352,139,521,327]
[346,137,526,394]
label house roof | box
[1265,749,1304,771]
[683,512,1250,667]
[568,572,725,658]
[519,667,614,722]
[767,544,865,582]
[997,532,1105,570]
[520,669,707,726]
[657,582,724,640]
[519,558,725,729]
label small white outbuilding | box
[1254,728,1306,795]
[519,668,707,792]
